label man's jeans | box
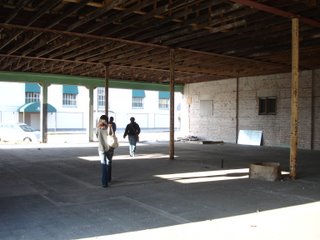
[128,135,137,156]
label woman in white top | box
[96,115,110,188]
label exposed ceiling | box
[0,0,319,85]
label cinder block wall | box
[313,69,320,149]
[183,69,320,150]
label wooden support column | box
[88,86,94,142]
[40,81,48,143]
[236,76,239,143]
[311,70,315,150]
[169,49,175,160]
[105,65,109,118]
[290,18,299,179]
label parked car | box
[0,123,40,143]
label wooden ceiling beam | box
[61,40,106,60]
[63,0,110,8]
[80,43,127,62]
[4,0,32,23]
[0,53,103,67]
[20,0,118,56]
[7,0,92,55]
[132,1,225,42]
[0,0,61,51]
[230,0,320,28]
[163,19,246,46]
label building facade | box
[0,82,182,131]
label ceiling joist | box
[0,0,319,84]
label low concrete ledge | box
[249,162,281,181]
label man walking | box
[123,117,140,157]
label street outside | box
[47,129,182,144]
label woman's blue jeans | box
[99,150,109,187]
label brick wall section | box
[313,69,320,149]
[183,69,319,150]
[185,79,237,143]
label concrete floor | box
[1,138,320,240]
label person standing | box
[123,117,140,157]
[96,115,110,188]
[107,116,117,182]
[109,116,116,132]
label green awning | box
[132,89,145,97]
[159,91,170,99]
[1,71,184,92]
[18,102,57,113]
[63,85,78,94]
[25,83,40,93]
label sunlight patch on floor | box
[78,153,170,161]
[155,168,249,183]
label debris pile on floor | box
[177,136,224,144]
[177,135,201,142]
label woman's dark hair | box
[100,115,108,121]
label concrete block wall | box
[183,69,320,150]
[313,69,320,149]
[183,79,237,143]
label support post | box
[236,76,239,143]
[105,65,109,118]
[88,86,94,142]
[290,18,299,179]
[311,70,315,150]
[40,82,48,143]
[169,49,175,160]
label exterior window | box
[25,83,40,103]
[132,97,144,109]
[62,85,78,107]
[132,90,145,109]
[159,98,169,109]
[97,87,105,110]
[25,92,40,103]
[259,97,276,115]
[63,93,77,106]
[159,91,170,109]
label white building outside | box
[0,82,182,131]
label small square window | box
[159,98,169,109]
[63,93,77,107]
[132,97,144,109]
[259,97,276,115]
[25,92,40,103]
